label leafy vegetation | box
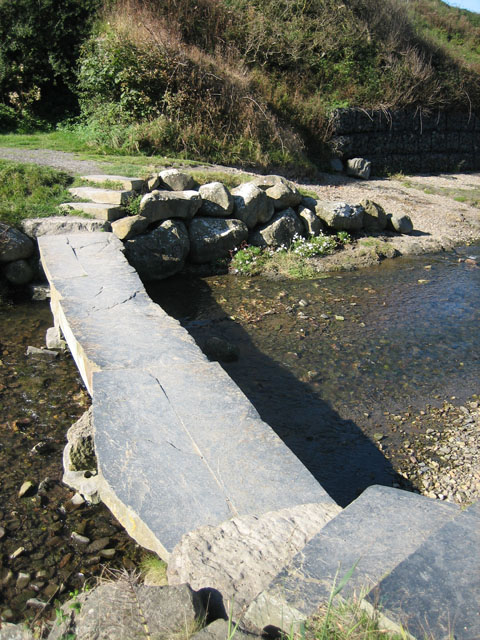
[0,159,73,226]
[231,232,351,277]
[0,0,100,127]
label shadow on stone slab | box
[146,276,412,507]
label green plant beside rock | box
[231,232,351,278]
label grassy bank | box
[0,159,73,227]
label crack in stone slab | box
[151,374,239,518]
[90,290,141,313]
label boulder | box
[231,183,274,229]
[188,218,248,264]
[0,223,34,263]
[389,213,414,234]
[139,190,202,223]
[63,411,100,504]
[111,215,149,240]
[330,158,344,172]
[265,181,302,210]
[298,206,324,236]
[249,208,304,247]
[360,199,388,232]
[301,195,318,212]
[21,217,110,237]
[156,169,199,192]
[66,409,97,472]
[346,157,371,179]
[46,326,66,350]
[48,581,205,640]
[3,259,34,285]
[198,182,234,217]
[315,201,364,231]
[168,503,341,619]
[250,174,294,190]
[125,220,190,280]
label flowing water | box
[148,244,480,506]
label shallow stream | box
[0,293,144,629]
[148,244,480,505]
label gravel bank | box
[380,397,480,506]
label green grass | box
[278,598,410,640]
[0,159,73,226]
[0,131,209,178]
[139,553,168,586]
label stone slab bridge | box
[39,231,479,640]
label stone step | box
[22,217,111,238]
[244,485,460,634]
[68,186,135,205]
[59,202,126,221]
[364,501,480,640]
[80,174,146,192]
[93,363,335,558]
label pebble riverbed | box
[0,292,145,633]
[381,398,480,504]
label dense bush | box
[0,0,100,126]
[76,14,307,168]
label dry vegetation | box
[3,0,478,169]
[72,0,480,168]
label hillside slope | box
[1,0,479,169]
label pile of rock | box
[1,169,414,287]
[65,170,414,280]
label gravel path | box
[0,147,103,175]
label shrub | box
[0,0,100,123]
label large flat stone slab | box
[93,364,335,558]
[244,486,459,634]
[59,202,125,221]
[68,186,135,205]
[38,234,206,391]
[365,501,480,640]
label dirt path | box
[0,147,103,175]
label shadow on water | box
[146,277,412,507]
